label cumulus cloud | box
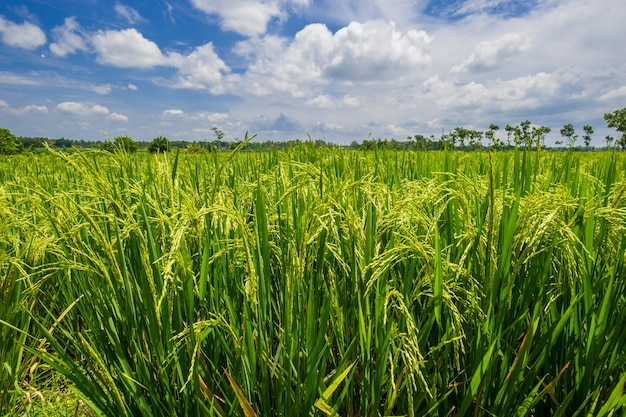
[114,3,145,24]
[307,94,333,108]
[343,95,359,107]
[452,32,532,74]
[0,102,48,116]
[106,112,129,122]
[431,70,571,112]
[161,108,228,123]
[306,93,360,109]
[50,17,87,57]
[127,83,138,90]
[190,0,284,37]
[326,20,431,81]
[57,101,110,116]
[599,86,626,101]
[88,28,229,91]
[252,113,301,132]
[92,28,168,68]
[13,105,48,115]
[236,20,432,96]
[168,43,230,91]
[0,16,46,49]
[91,84,113,94]
[162,109,184,116]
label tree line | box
[2,108,626,155]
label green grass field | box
[1,145,626,416]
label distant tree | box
[148,136,171,153]
[504,124,515,147]
[186,143,205,153]
[604,108,626,150]
[605,135,614,148]
[451,127,470,148]
[212,127,224,141]
[519,120,533,148]
[101,141,116,153]
[485,124,502,150]
[531,125,551,150]
[0,126,23,155]
[114,135,138,153]
[414,134,431,151]
[20,136,47,149]
[505,121,532,148]
[467,129,483,150]
[582,125,594,149]
[560,124,577,149]
[54,137,74,148]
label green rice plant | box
[1,145,626,416]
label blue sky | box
[0,0,625,145]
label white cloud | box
[127,83,138,90]
[106,112,129,122]
[342,95,359,107]
[0,102,48,116]
[13,105,48,116]
[452,32,531,74]
[327,20,431,81]
[204,112,229,123]
[307,94,333,108]
[89,29,229,91]
[310,0,421,29]
[91,28,168,68]
[114,3,146,24]
[91,84,113,94]
[162,109,184,116]
[0,16,46,49]
[432,70,570,112]
[57,101,110,116]
[306,94,360,109]
[168,43,230,91]
[599,86,626,101]
[50,17,87,57]
[387,124,409,136]
[190,0,283,37]
[91,105,110,115]
[235,20,432,97]
[161,109,228,123]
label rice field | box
[1,144,626,416]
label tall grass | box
[1,146,625,416]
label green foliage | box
[185,143,205,153]
[583,124,594,148]
[505,120,535,148]
[54,138,73,148]
[0,126,23,155]
[100,140,116,153]
[211,126,225,142]
[148,136,171,153]
[486,124,502,150]
[561,123,577,148]
[114,135,138,153]
[1,148,626,416]
[604,107,626,149]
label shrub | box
[148,136,171,153]
[114,135,138,153]
[0,126,23,155]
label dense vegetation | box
[1,142,626,416]
[5,107,626,153]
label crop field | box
[1,145,626,416]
